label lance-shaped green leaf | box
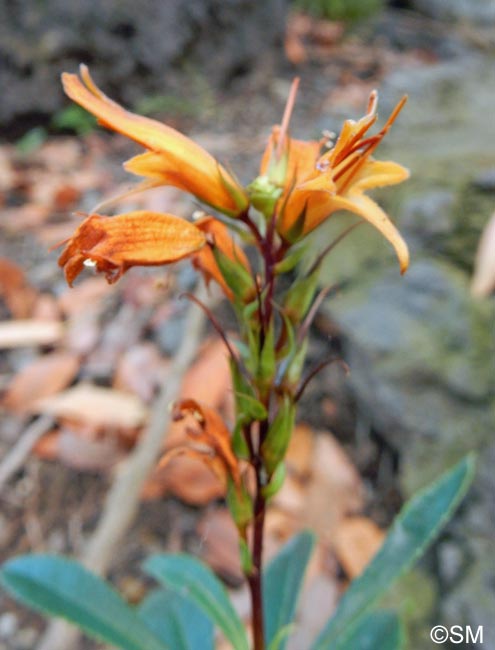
[143,554,249,650]
[230,359,268,422]
[138,588,214,650]
[312,454,476,650]
[0,555,166,650]
[213,245,254,302]
[332,609,404,650]
[263,530,316,650]
[283,270,319,321]
[261,394,295,475]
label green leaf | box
[333,609,404,650]
[0,555,166,650]
[258,320,276,386]
[143,554,249,650]
[312,454,476,649]
[138,588,214,650]
[263,530,316,650]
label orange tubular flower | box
[264,91,410,273]
[58,211,206,286]
[191,216,251,300]
[62,65,248,217]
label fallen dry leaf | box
[471,210,495,297]
[303,430,364,538]
[197,508,243,585]
[58,277,112,317]
[142,454,225,504]
[285,423,315,479]
[0,257,38,318]
[33,384,148,430]
[3,352,80,413]
[114,342,169,402]
[180,338,233,415]
[332,516,385,579]
[34,428,122,471]
[0,319,63,348]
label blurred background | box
[0,0,494,649]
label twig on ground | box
[0,415,55,492]
[36,283,210,650]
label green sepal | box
[247,175,283,219]
[262,462,287,500]
[274,244,308,274]
[212,246,254,303]
[261,395,296,475]
[232,419,250,459]
[285,337,308,387]
[283,270,320,322]
[239,538,254,575]
[226,477,253,531]
[230,360,268,422]
[217,164,249,216]
[258,320,276,388]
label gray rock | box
[412,0,495,25]
[0,0,287,128]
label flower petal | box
[320,194,410,273]
[348,159,410,192]
[58,211,206,285]
[62,66,247,215]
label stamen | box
[276,77,300,159]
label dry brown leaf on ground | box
[1,204,51,231]
[2,352,80,413]
[179,337,233,419]
[142,454,225,504]
[0,146,18,192]
[471,210,495,297]
[58,277,112,316]
[303,429,364,539]
[33,384,148,431]
[0,257,38,318]
[35,428,124,471]
[0,319,63,348]
[332,516,385,579]
[114,342,169,403]
[285,423,315,479]
[197,508,243,585]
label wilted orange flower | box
[62,65,248,217]
[191,216,251,300]
[262,90,410,273]
[58,211,206,286]
[159,398,241,490]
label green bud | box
[247,175,282,219]
[226,478,253,531]
[261,395,295,475]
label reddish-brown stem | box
[248,447,267,650]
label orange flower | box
[191,216,252,300]
[58,211,206,286]
[159,398,241,490]
[264,91,410,273]
[62,65,248,217]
